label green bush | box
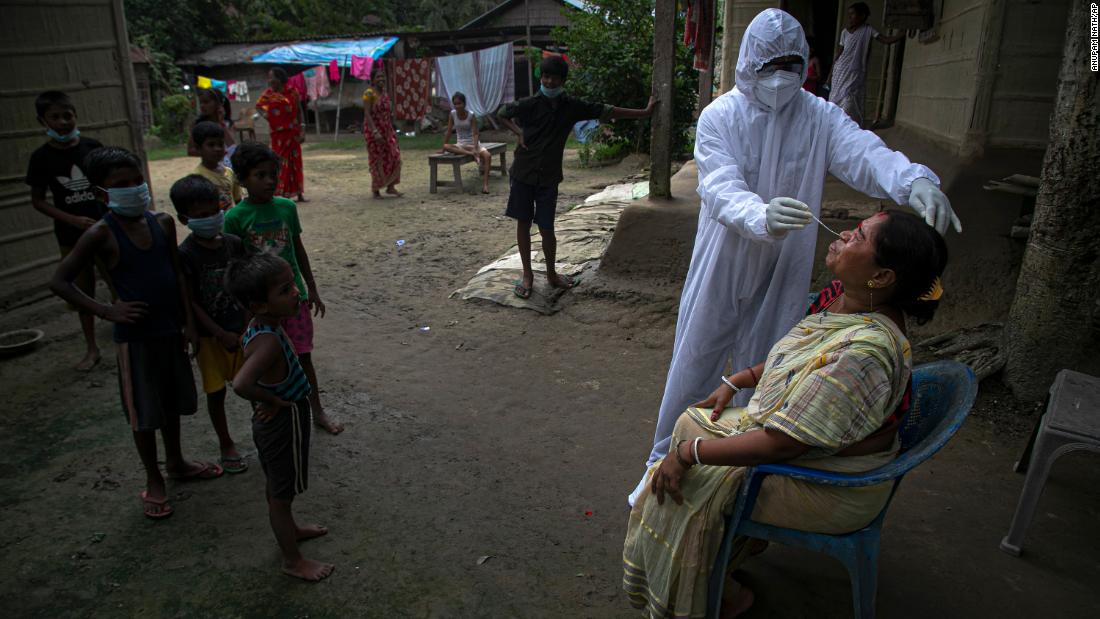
[153,94,194,144]
[552,0,698,157]
[579,134,629,167]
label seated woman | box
[622,210,948,618]
[440,92,492,194]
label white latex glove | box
[908,177,962,234]
[765,197,813,238]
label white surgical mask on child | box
[186,211,224,239]
[540,85,563,98]
[46,127,80,142]
[101,183,151,217]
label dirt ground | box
[2,135,1098,618]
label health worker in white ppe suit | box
[629,8,961,506]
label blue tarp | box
[252,37,398,67]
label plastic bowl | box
[0,329,45,356]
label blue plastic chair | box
[705,360,978,619]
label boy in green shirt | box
[224,143,343,435]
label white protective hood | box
[631,9,940,504]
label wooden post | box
[649,0,676,199]
[718,0,738,94]
[696,0,718,113]
[333,55,346,142]
[526,0,534,97]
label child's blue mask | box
[46,127,80,142]
[101,183,151,217]
[186,211,224,239]
[540,85,564,99]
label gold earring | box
[867,280,875,288]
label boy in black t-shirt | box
[497,56,654,299]
[25,91,109,370]
[171,174,250,474]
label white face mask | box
[754,70,802,111]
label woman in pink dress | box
[362,73,402,199]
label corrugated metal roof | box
[461,0,588,31]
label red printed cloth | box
[256,87,304,197]
[392,58,432,120]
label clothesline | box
[196,42,568,123]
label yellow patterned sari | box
[623,312,911,618]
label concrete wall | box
[0,0,145,305]
[986,0,1068,149]
[894,0,1067,154]
[895,0,988,149]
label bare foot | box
[720,579,754,618]
[282,557,335,582]
[372,191,383,200]
[297,523,328,541]
[385,186,403,197]
[314,412,345,435]
[297,194,309,203]
[76,348,101,372]
[546,273,575,290]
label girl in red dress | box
[256,68,307,201]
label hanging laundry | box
[392,58,432,120]
[196,75,228,92]
[328,59,340,82]
[286,73,308,99]
[227,80,250,102]
[305,65,331,99]
[351,55,374,80]
[435,42,515,117]
[684,0,716,71]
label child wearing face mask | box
[50,147,224,521]
[25,90,111,371]
[496,55,655,299]
[171,174,250,474]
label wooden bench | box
[429,142,508,193]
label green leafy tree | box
[552,0,697,156]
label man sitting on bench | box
[440,92,492,194]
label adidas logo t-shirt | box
[25,137,107,247]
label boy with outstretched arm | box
[497,55,654,299]
[171,174,249,473]
[226,252,334,582]
[50,147,223,520]
[26,91,109,370]
[224,143,343,435]
[191,120,243,211]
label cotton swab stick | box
[811,212,842,238]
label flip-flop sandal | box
[513,281,532,299]
[549,274,576,290]
[219,456,248,474]
[140,491,174,519]
[169,461,224,481]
